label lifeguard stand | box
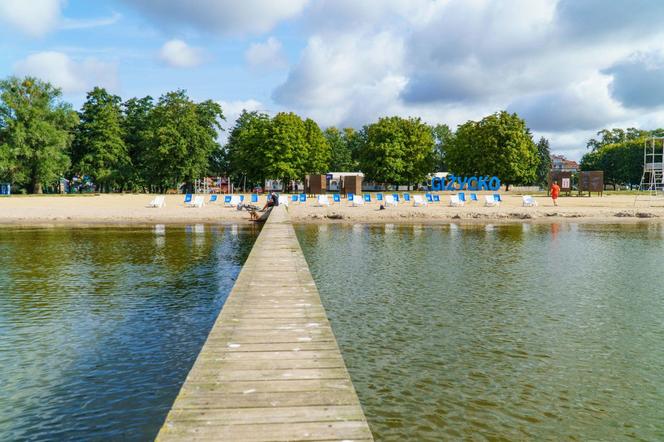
[639,137,664,195]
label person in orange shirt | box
[550,180,560,206]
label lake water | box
[0,225,258,441]
[296,223,664,441]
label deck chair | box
[223,195,232,206]
[413,195,428,207]
[278,195,289,206]
[183,194,192,204]
[376,193,383,202]
[425,193,433,203]
[209,194,218,203]
[333,194,341,203]
[347,193,354,202]
[392,193,400,202]
[364,194,371,203]
[494,194,503,203]
[317,195,330,206]
[522,195,538,207]
[352,195,365,206]
[251,194,258,203]
[403,193,411,202]
[299,194,306,204]
[291,195,298,203]
[458,192,467,203]
[470,193,478,202]
[485,195,499,207]
[450,195,465,207]
[433,194,441,203]
[240,195,245,202]
[229,195,241,207]
[385,194,398,207]
[148,195,165,208]
[187,195,205,208]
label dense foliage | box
[445,111,539,189]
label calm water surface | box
[297,223,664,441]
[0,225,258,441]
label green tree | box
[225,110,272,187]
[586,127,647,151]
[358,116,435,188]
[304,118,330,174]
[0,76,78,193]
[265,112,308,183]
[71,87,129,192]
[535,137,552,186]
[580,139,644,189]
[446,111,539,190]
[122,96,154,189]
[431,123,453,171]
[142,90,224,192]
[324,127,355,171]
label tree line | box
[1,75,552,194]
[580,128,664,189]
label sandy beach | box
[1,192,664,225]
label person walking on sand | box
[550,180,560,206]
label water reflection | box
[0,225,258,441]
[297,222,664,441]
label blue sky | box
[2,0,664,159]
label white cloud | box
[122,0,308,35]
[0,0,64,37]
[60,12,122,30]
[159,39,204,68]
[217,99,264,142]
[245,37,287,70]
[13,51,119,94]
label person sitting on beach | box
[550,180,560,206]
[262,191,279,211]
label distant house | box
[551,155,579,173]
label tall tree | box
[446,111,539,190]
[580,139,644,189]
[586,127,647,151]
[358,116,435,188]
[431,123,453,171]
[265,112,308,183]
[71,87,128,192]
[142,90,224,192]
[324,127,355,171]
[535,136,552,186]
[122,96,154,189]
[225,110,272,187]
[303,118,330,174]
[0,76,77,193]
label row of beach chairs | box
[148,193,539,209]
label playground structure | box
[639,137,664,194]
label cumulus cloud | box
[122,0,308,35]
[13,51,119,94]
[604,52,664,109]
[245,37,287,70]
[217,99,264,142]
[159,39,204,68]
[0,0,64,37]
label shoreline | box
[1,193,664,227]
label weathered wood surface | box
[156,205,373,441]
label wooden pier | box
[156,205,373,441]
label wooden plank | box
[156,205,373,441]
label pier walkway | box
[156,205,373,441]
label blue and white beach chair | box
[209,194,218,203]
[433,194,441,203]
[392,193,400,202]
[251,194,258,203]
[291,195,298,203]
[470,193,478,202]
[364,194,371,203]
[376,193,383,202]
[347,193,354,202]
[425,193,433,203]
[333,194,341,203]
[403,193,411,202]
[493,194,502,203]
[458,192,466,203]
[299,193,306,204]
[184,194,192,204]
[223,195,232,206]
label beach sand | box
[0,193,663,226]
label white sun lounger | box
[278,195,289,206]
[384,194,398,207]
[485,195,499,207]
[522,195,538,207]
[317,195,330,207]
[352,195,365,206]
[147,195,165,208]
[450,195,464,207]
[413,195,427,207]
[187,195,205,208]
